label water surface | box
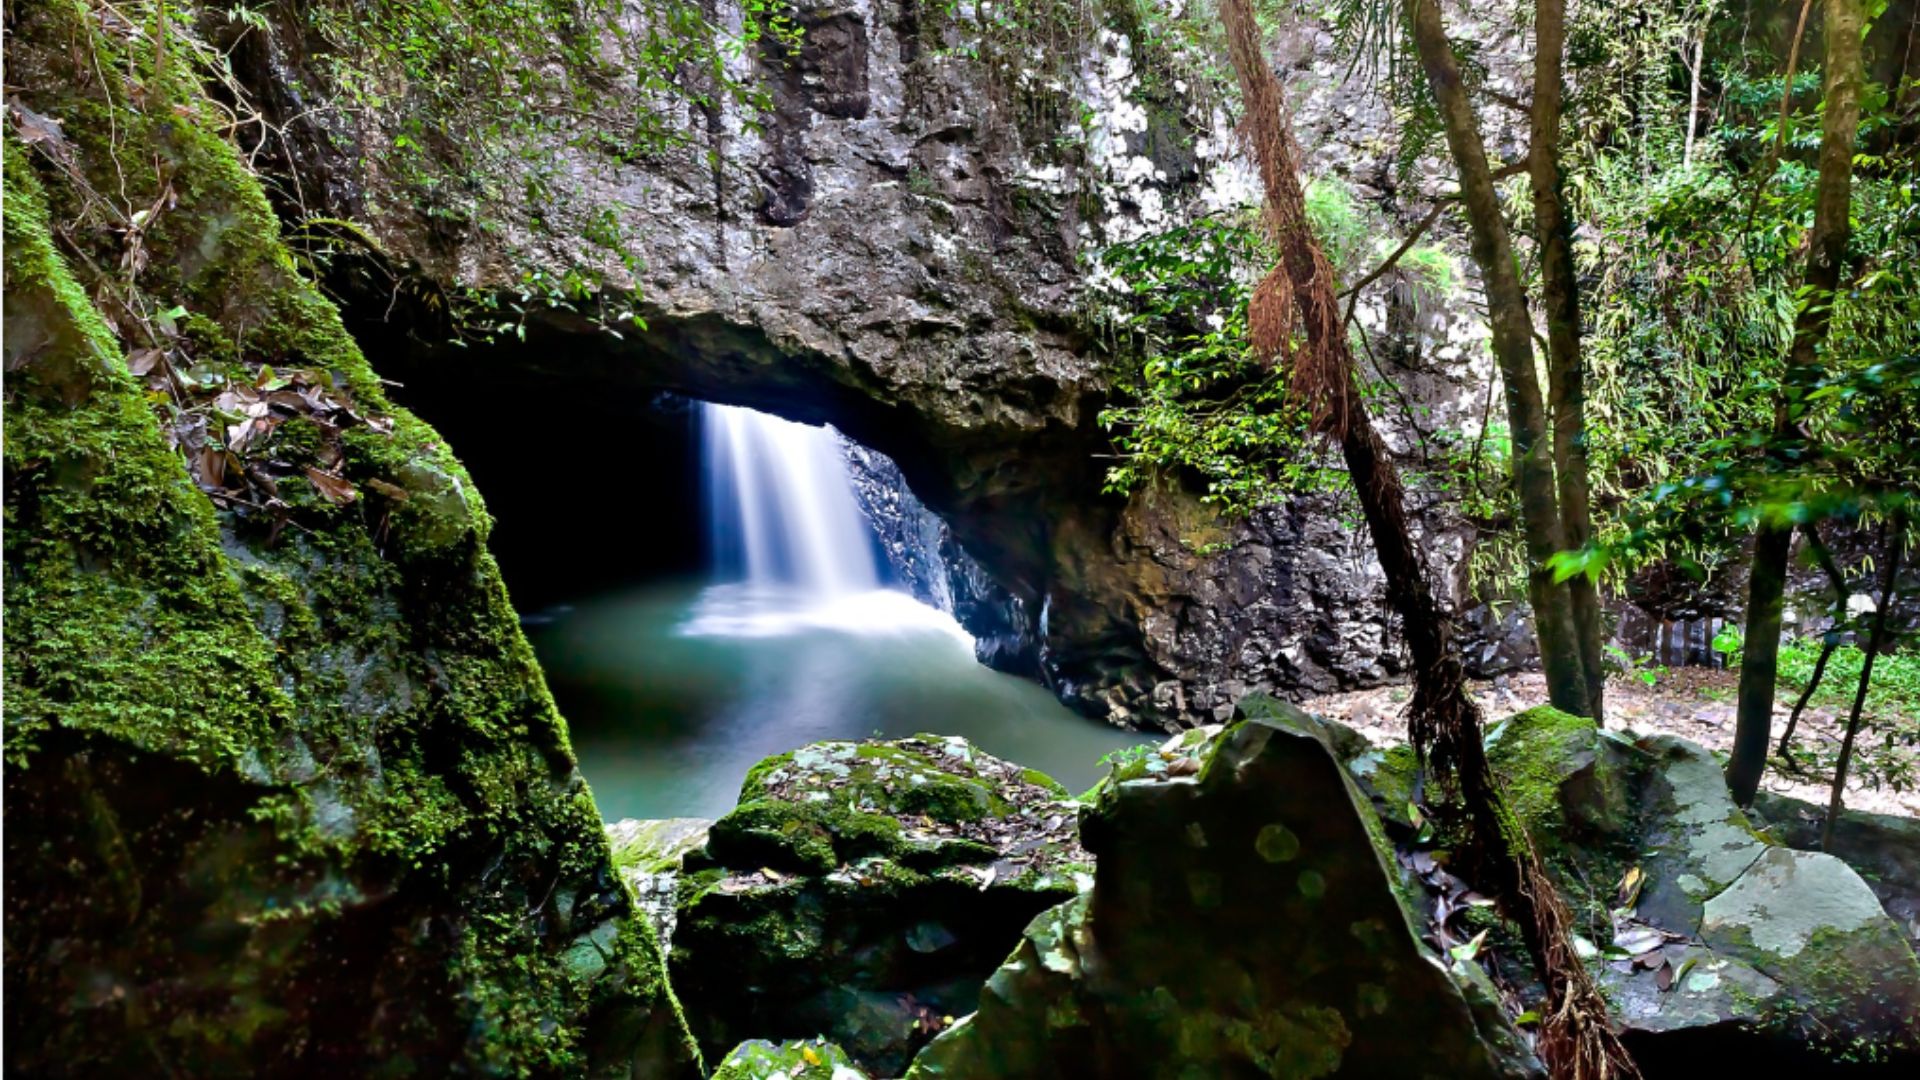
[527,581,1148,821]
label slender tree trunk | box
[1728,0,1867,806]
[1778,522,1851,757]
[1405,0,1591,719]
[1683,24,1706,169]
[1219,5,1639,1075]
[1531,0,1605,722]
[1824,523,1903,850]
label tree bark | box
[1530,0,1605,722]
[1778,522,1851,758]
[1824,523,1903,850]
[1405,0,1591,718]
[1728,0,1866,806]
[1219,4,1639,1075]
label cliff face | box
[215,0,1505,725]
[3,4,696,1072]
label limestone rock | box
[672,737,1089,1076]
[907,702,1542,1078]
[1483,709,1920,1065]
[608,818,714,953]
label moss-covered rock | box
[3,6,696,1074]
[1481,709,1920,1068]
[1753,792,1920,950]
[906,701,1543,1079]
[608,817,713,954]
[673,736,1088,1076]
[711,1037,870,1080]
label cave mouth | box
[376,328,1146,820]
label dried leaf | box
[365,477,411,502]
[1612,925,1666,955]
[1655,959,1676,991]
[303,467,358,505]
[197,445,227,489]
[1616,865,1645,910]
[127,347,165,376]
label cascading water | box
[520,399,1146,820]
[681,403,969,641]
[702,403,883,595]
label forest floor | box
[1304,669,1920,819]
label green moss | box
[712,1037,865,1079]
[4,143,292,771]
[3,6,692,1072]
[1484,706,1595,832]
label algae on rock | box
[3,5,695,1073]
[673,735,1089,1076]
[908,701,1542,1079]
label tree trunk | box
[1530,0,1605,722]
[1218,4,1639,1075]
[1778,522,1851,758]
[1824,523,1903,850]
[1728,0,1866,806]
[1405,0,1591,718]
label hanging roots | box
[1219,0,1643,1076]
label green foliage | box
[1778,639,1920,793]
[1304,177,1370,276]
[1091,213,1333,513]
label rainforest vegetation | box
[3,0,1917,1077]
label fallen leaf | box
[1655,959,1676,991]
[127,347,165,376]
[1616,865,1645,910]
[303,467,358,505]
[1449,928,1488,963]
[8,98,73,167]
[365,477,411,501]
[1612,926,1666,955]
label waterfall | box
[685,402,968,644]
[701,402,882,595]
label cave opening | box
[363,310,1146,820]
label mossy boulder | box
[608,818,714,953]
[906,700,1542,1079]
[711,1038,870,1080]
[673,736,1089,1076]
[1754,793,1920,950]
[1481,709,1920,1068]
[3,7,695,1074]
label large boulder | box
[1478,709,1920,1070]
[672,736,1089,1076]
[2,10,697,1073]
[1754,792,1920,949]
[907,701,1542,1078]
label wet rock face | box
[671,737,1089,1076]
[230,0,1496,726]
[840,437,1038,674]
[909,705,1541,1079]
